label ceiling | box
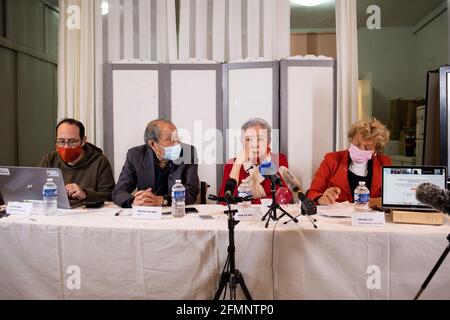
[290,0,447,30]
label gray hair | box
[241,118,272,143]
[144,119,174,143]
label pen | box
[115,210,123,216]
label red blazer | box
[307,151,392,203]
[219,153,289,204]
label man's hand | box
[317,187,341,205]
[66,184,87,201]
[132,188,164,207]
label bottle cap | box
[47,178,53,182]
[175,179,182,183]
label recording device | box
[279,166,317,216]
[258,162,282,186]
[416,183,450,214]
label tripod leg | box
[414,241,450,300]
[278,206,299,223]
[214,254,231,300]
[214,272,229,300]
[236,271,253,300]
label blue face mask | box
[162,144,182,161]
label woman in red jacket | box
[307,119,392,205]
[220,118,288,204]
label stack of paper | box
[317,202,354,218]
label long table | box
[0,205,449,300]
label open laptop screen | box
[382,166,447,209]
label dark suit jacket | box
[112,143,200,208]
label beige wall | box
[290,33,337,59]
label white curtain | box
[58,0,97,145]
[100,0,290,63]
[335,0,359,150]
[178,0,290,62]
[102,0,177,62]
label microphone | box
[208,178,253,204]
[259,161,282,186]
[279,166,317,216]
[208,195,253,203]
[224,178,238,203]
[416,183,450,214]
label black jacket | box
[112,143,200,208]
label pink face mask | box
[349,144,374,164]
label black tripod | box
[414,234,450,300]
[214,203,252,300]
[262,178,298,228]
[284,205,318,229]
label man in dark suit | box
[112,119,200,208]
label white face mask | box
[161,143,182,161]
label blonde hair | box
[347,118,390,153]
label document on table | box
[317,202,354,218]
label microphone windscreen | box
[224,178,237,196]
[279,166,302,192]
[416,183,450,214]
[276,187,293,205]
[259,161,278,176]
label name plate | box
[352,211,385,227]
[235,207,260,222]
[6,202,33,215]
[132,206,162,220]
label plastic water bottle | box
[43,178,58,216]
[354,182,370,211]
[238,180,253,209]
[171,179,185,218]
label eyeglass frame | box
[55,139,83,148]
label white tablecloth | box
[0,204,449,300]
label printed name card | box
[132,206,162,220]
[6,202,33,215]
[235,207,261,222]
[352,211,385,227]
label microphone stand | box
[284,196,318,229]
[414,233,450,300]
[262,179,298,228]
[214,195,252,300]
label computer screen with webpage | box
[382,167,447,207]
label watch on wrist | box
[163,195,170,206]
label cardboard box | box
[392,210,445,226]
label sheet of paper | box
[317,202,355,218]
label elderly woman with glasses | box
[219,118,289,203]
[307,118,392,205]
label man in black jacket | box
[113,119,200,208]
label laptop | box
[0,166,84,209]
[382,166,447,212]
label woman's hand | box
[317,187,341,205]
[235,149,248,165]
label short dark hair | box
[144,119,174,143]
[56,118,85,139]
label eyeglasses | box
[56,139,81,147]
